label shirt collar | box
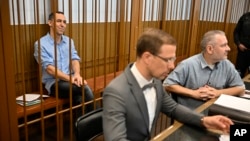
[198,53,219,70]
[47,32,66,44]
[130,63,154,89]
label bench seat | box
[16,97,69,118]
[16,71,122,119]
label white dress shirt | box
[131,63,157,131]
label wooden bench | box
[17,71,122,119]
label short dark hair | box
[136,28,176,57]
[48,11,64,20]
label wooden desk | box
[152,75,250,141]
[152,98,219,141]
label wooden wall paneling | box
[224,0,237,63]
[103,0,109,80]
[180,20,190,60]
[166,1,174,34]
[214,0,222,29]
[198,0,206,47]
[13,24,48,96]
[227,23,237,64]
[34,2,47,140]
[59,22,120,92]
[82,23,119,77]
[123,0,133,66]
[117,0,126,70]
[159,1,190,63]
[168,20,190,64]
[141,0,149,29]
[0,17,13,141]
[188,0,201,56]
[172,1,180,45]
[156,0,162,28]
[81,0,88,81]
[244,0,250,11]
[205,0,213,36]
[65,2,74,141]
[123,1,129,66]
[94,1,100,82]
[137,0,145,40]
[177,2,191,61]
[63,22,119,79]
[124,22,131,63]
[0,0,19,140]
[161,1,190,64]
[4,0,248,140]
[8,1,247,96]
[129,0,141,62]
[161,0,167,30]
[153,0,161,28]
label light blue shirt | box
[163,53,245,110]
[34,33,80,94]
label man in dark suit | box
[234,12,250,78]
[102,28,233,141]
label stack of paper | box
[241,90,250,99]
[209,94,250,123]
[16,94,49,106]
[214,94,250,113]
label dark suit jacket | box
[103,63,203,141]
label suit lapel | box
[131,86,149,127]
[154,79,162,116]
[124,64,150,132]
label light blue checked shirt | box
[163,53,245,111]
[34,33,80,94]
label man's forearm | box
[218,86,245,96]
[46,65,70,81]
[166,85,194,97]
[72,60,81,75]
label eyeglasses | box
[154,55,176,63]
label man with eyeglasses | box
[103,28,233,141]
[163,30,245,113]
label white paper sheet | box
[16,94,49,102]
[219,134,229,141]
[214,94,250,113]
[241,94,250,99]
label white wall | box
[9,0,249,25]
